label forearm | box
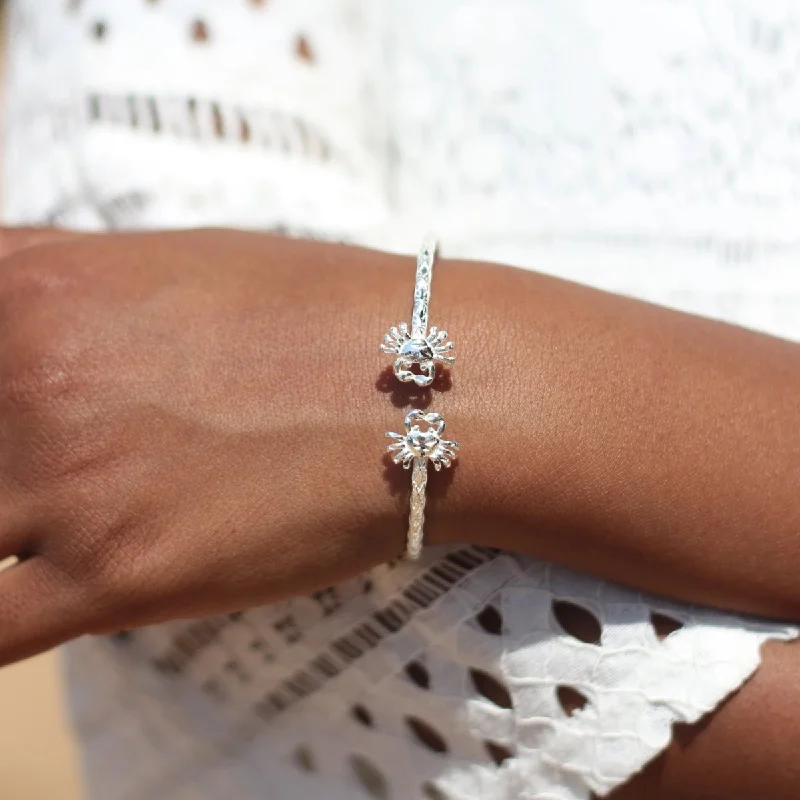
[397,255,800,618]
[0,227,797,669]
[612,639,800,799]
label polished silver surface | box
[380,234,455,387]
[381,236,460,560]
[386,410,459,560]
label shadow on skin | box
[374,364,453,409]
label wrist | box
[291,240,553,559]
[374,256,553,550]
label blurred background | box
[0,650,82,798]
[0,4,83,797]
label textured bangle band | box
[381,235,459,560]
[380,234,455,387]
[386,410,460,559]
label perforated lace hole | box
[476,604,503,635]
[92,20,108,40]
[295,34,315,63]
[469,668,513,709]
[349,755,389,799]
[128,95,140,128]
[405,717,448,754]
[191,19,210,43]
[211,103,225,139]
[405,660,431,690]
[292,745,315,772]
[552,600,601,644]
[556,685,589,716]
[422,782,449,800]
[651,611,684,640]
[149,98,162,133]
[351,704,373,728]
[484,741,514,766]
[238,116,251,143]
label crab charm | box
[386,410,460,471]
[380,322,455,386]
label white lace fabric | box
[3,2,800,799]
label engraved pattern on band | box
[408,459,428,560]
[382,235,460,560]
[380,234,455,388]
[385,410,459,560]
[411,233,437,337]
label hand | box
[4,223,796,667]
[0,229,421,665]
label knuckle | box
[0,336,100,491]
[4,342,81,407]
[0,335,87,438]
[0,242,75,311]
[0,264,89,420]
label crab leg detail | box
[379,236,455,386]
[385,410,460,559]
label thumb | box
[0,226,90,260]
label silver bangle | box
[380,234,455,387]
[385,410,460,559]
[381,236,459,560]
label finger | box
[0,530,31,563]
[0,226,88,260]
[0,505,40,563]
[0,557,83,667]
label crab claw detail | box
[379,322,455,387]
[385,410,459,470]
[394,357,435,386]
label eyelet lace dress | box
[4,2,800,799]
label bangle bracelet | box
[380,234,455,386]
[386,410,459,559]
[381,235,459,560]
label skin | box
[614,639,800,799]
[0,228,797,797]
